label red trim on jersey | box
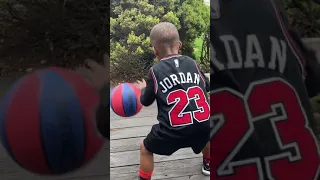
[160,54,182,61]
[270,0,306,76]
[194,61,206,87]
[149,67,158,94]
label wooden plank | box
[168,174,209,180]
[110,109,157,121]
[110,137,143,153]
[110,157,208,180]
[110,103,158,121]
[0,143,110,180]
[110,112,157,123]
[110,117,157,129]
[66,176,110,180]
[1,174,111,180]
[111,126,151,140]
[110,148,201,168]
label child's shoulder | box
[179,55,197,62]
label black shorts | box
[143,124,210,156]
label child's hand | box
[75,54,109,92]
[314,113,320,137]
[311,95,320,113]
[134,79,147,90]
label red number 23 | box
[211,78,320,180]
[167,86,210,127]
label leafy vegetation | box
[0,0,109,75]
[282,0,320,37]
[110,0,209,83]
[193,34,204,61]
[0,0,318,81]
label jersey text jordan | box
[212,34,287,73]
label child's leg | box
[202,141,210,157]
[139,124,182,179]
[201,141,210,176]
[139,142,154,180]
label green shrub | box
[282,0,320,37]
[0,0,109,75]
[110,0,209,82]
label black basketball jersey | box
[210,0,320,180]
[140,54,210,132]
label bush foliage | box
[281,0,320,37]
[0,0,318,80]
[110,0,210,83]
[0,0,109,75]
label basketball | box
[110,83,142,117]
[0,67,104,175]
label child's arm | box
[96,83,110,139]
[200,70,210,101]
[287,25,320,97]
[201,71,210,93]
[140,68,156,106]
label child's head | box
[150,22,182,60]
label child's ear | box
[153,47,158,56]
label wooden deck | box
[110,103,209,180]
[0,140,110,180]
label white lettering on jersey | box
[213,34,287,73]
[160,72,200,93]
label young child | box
[134,22,210,180]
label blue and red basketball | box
[0,67,104,175]
[110,83,142,117]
